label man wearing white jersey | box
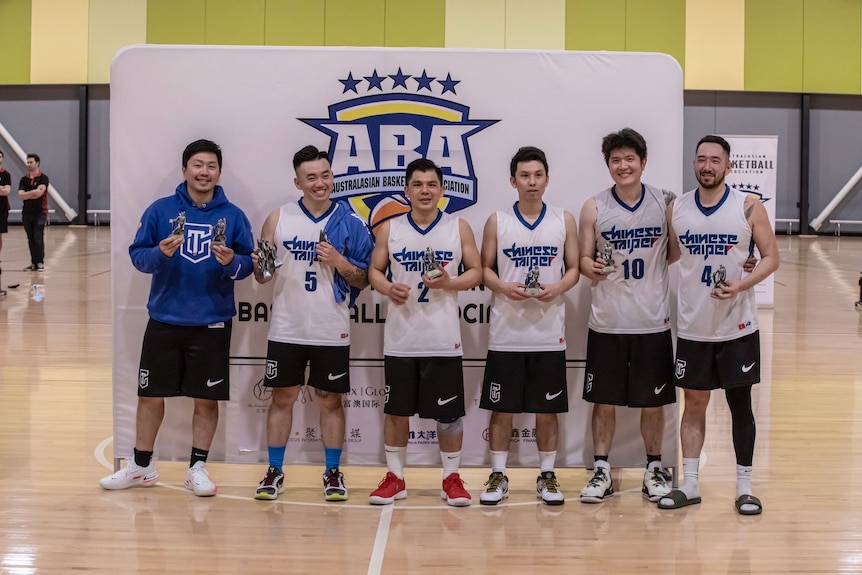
[253,145,374,502]
[479,146,580,506]
[578,128,676,504]
[367,158,482,507]
[658,135,778,515]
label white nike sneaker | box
[184,461,217,497]
[99,461,159,490]
[580,466,614,503]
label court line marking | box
[367,505,393,575]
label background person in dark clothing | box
[18,153,49,271]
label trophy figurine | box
[523,265,542,296]
[171,211,186,238]
[211,218,227,246]
[423,246,444,279]
[599,242,615,274]
[319,229,330,244]
[254,239,283,281]
[711,264,729,296]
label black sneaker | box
[323,468,348,501]
[254,466,285,500]
[23,264,35,271]
[35,263,44,272]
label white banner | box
[721,135,778,307]
[111,46,683,469]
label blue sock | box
[268,446,286,470]
[324,447,342,471]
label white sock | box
[441,450,461,479]
[679,457,700,499]
[736,464,753,498]
[491,450,508,474]
[384,444,406,479]
[539,450,557,474]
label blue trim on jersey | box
[298,198,337,222]
[611,184,645,213]
[513,201,546,230]
[406,209,443,235]
[695,185,730,216]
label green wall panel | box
[147,0,206,44]
[324,0,385,46]
[205,0,265,45]
[0,0,32,83]
[745,0,803,91]
[625,0,686,71]
[385,0,444,47]
[803,0,861,94]
[265,0,324,46]
[565,0,625,51]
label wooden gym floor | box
[0,227,858,574]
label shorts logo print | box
[265,360,278,380]
[586,373,593,393]
[489,382,501,404]
[675,359,686,380]
[741,362,756,373]
[139,369,149,389]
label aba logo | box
[601,226,662,254]
[677,230,739,260]
[178,222,215,263]
[253,377,273,402]
[730,183,772,205]
[301,68,498,234]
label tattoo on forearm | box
[314,388,330,399]
[342,265,369,288]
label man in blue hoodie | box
[253,145,373,502]
[100,139,254,497]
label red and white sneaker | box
[368,472,407,505]
[441,473,472,507]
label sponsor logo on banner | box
[408,427,439,445]
[301,68,498,232]
[253,377,273,402]
[179,222,215,263]
[481,427,537,444]
[289,427,323,443]
[346,427,364,444]
[342,385,384,409]
[729,182,771,205]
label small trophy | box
[211,218,226,246]
[171,211,186,238]
[523,264,541,296]
[599,243,615,274]
[711,264,728,296]
[423,246,444,279]
[254,239,283,281]
[319,229,330,244]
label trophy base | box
[523,287,541,296]
[212,240,226,247]
[424,269,443,280]
[712,287,725,297]
[600,266,615,275]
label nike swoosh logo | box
[206,379,224,387]
[546,390,563,401]
[327,372,347,381]
[437,396,458,406]
[742,362,756,373]
[654,384,667,394]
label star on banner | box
[437,73,460,95]
[389,68,411,90]
[339,72,361,94]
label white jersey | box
[384,211,463,357]
[673,186,758,342]
[589,184,670,334]
[268,201,350,346]
[489,203,567,352]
